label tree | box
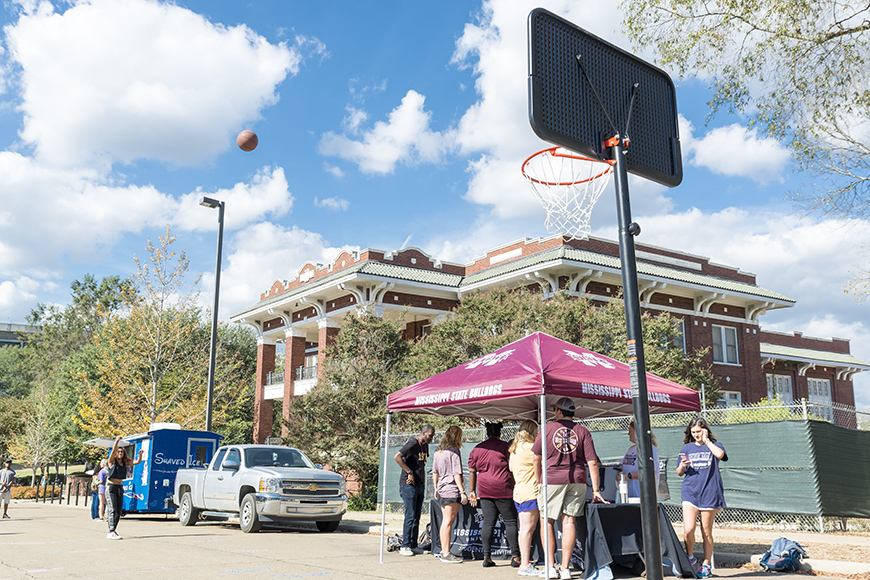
[75,227,251,436]
[0,346,32,398]
[406,287,719,403]
[622,1,870,218]
[283,312,419,494]
[9,381,65,486]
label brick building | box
[230,235,869,442]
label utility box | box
[87,424,223,514]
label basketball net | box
[521,147,614,240]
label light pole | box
[200,196,225,433]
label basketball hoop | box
[521,147,614,240]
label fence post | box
[818,515,824,534]
[50,480,55,504]
[802,398,808,421]
[701,384,707,419]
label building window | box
[807,378,833,422]
[712,325,738,364]
[673,319,686,353]
[766,374,793,404]
[717,391,742,408]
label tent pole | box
[379,411,393,564]
[539,393,550,573]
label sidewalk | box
[342,509,870,576]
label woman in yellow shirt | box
[509,420,540,576]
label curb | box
[705,552,870,576]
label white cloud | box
[319,90,452,174]
[6,0,301,169]
[173,167,293,232]
[314,196,349,211]
[209,222,359,318]
[679,117,791,183]
[0,276,39,320]
[323,163,344,178]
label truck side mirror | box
[223,458,240,471]
[314,463,323,469]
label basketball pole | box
[608,134,665,580]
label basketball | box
[237,130,258,152]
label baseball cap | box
[555,397,575,413]
[3,458,11,464]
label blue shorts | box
[514,499,538,513]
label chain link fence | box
[383,399,870,532]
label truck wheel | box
[316,519,340,533]
[239,494,261,533]
[179,492,199,527]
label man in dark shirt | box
[394,424,435,556]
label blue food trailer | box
[87,424,223,514]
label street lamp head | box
[199,196,222,209]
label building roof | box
[233,242,793,320]
[760,343,870,370]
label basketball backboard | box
[528,8,682,187]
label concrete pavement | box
[0,501,861,580]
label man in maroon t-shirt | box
[468,422,520,567]
[533,397,604,579]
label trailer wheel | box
[239,494,261,533]
[178,492,199,526]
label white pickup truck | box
[173,444,347,533]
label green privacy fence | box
[379,420,870,518]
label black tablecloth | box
[583,503,696,578]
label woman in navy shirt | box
[677,418,727,578]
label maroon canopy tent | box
[387,331,700,420]
[378,332,700,563]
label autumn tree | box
[622,1,870,218]
[76,227,252,437]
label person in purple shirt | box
[468,422,520,568]
[677,417,727,579]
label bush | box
[10,485,61,500]
[347,485,378,512]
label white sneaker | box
[106,532,122,540]
[398,547,414,556]
[559,569,572,579]
[539,567,558,579]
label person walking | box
[105,436,144,540]
[0,459,15,518]
[677,417,727,579]
[432,425,468,564]
[468,421,520,568]
[97,459,108,520]
[509,420,540,576]
[393,424,435,556]
[533,397,604,580]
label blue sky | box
[0,0,867,408]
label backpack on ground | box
[759,537,807,572]
[386,533,402,552]
[418,523,432,552]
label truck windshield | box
[245,448,315,469]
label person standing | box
[533,397,604,580]
[97,459,108,520]
[677,417,727,579]
[393,424,435,557]
[90,464,101,520]
[105,436,144,540]
[432,425,468,564]
[0,459,15,518]
[620,417,660,499]
[468,421,520,568]
[509,420,540,576]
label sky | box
[0,0,867,408]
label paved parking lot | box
[0,503,846,580]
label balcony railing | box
[295,364,317,381]
[265,371,284,386]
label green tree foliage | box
[405,287,719,403]
[622,1,870,218]
[283,312,419,491]
[76,227,252,437]
[0,346,32,398]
